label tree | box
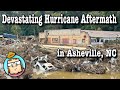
[11,25,21,39]
[0,23,4,34]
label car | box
[42,63,57,71]
[33,62,57,72]
[31,55,57,73]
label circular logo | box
[3,52,26,77]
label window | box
[48,66,53,68]
[82,39,85,43]
[42,65,46,68]
[39,61,47,63]
[36,65,39,70]
[42,65,47,70]
[91,39,95,42]
[101,39,103,42]
[97,39,99,42]
[62,38,69,44]
[96,37,100,42]
[52,38,59,43]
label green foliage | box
[0,23,4,34]
[11,25,21,35]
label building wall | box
[47,36,59,44]
[39,33,46,43]
[39,29,120,46]
[39,33,45,39]
[40,31,91,47]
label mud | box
[32,71,120,79]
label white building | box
[81,30,120,45]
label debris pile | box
[0,40,120,79]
